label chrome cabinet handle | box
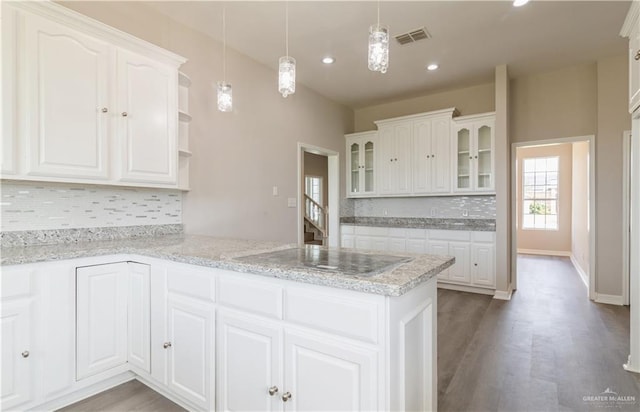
[22,350,29,358]
[101,107,108,113]
[122,112,128,117]
[268,386,279,396]
[282,392,292,402]
[635,50,640,61]
[163,342,172,349]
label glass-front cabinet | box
[452,114,495,193]
[345,131,377,197]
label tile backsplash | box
[1,181,182,231]
[343,196,496,219]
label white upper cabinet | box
[345,131,377,197]
[376,122,412,195]
[117,50,177,185]
[23,13,111,179]
[1,1,186,188]
[622,2,640,113]
[412,115,451,194]
[452,113,495,193]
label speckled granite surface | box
[0,235,453,297]
[340,216,496,231]
[1,224,184,247]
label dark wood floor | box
[60,255,639,411]
[438,255,640,411]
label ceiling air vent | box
[394,27,431,45]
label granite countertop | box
[340,216,496,231]
[0,235,454,297]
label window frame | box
[521,156,560,231]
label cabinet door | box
[117,49,177,184]
[471,243,495,287]
[362,139,376,194]
[347,140,362,195]
[76,263,128,380]
[394,123,413,194]
[412,119,432,194]
[23,13,111,179]
[430,117,451,193]
[355,235,373,251]
[2,6,17,175]
[475,121,494,191]
[284,329,378,411]
[1,300,33,410]
[453,126,472,192]
[341,234,355,249]
[217,311,282,412]
[448,242,471,283]
[166,295,214,410]
[630,24,640,112]
[377,126,395,194]
[127,263,151,373]
[428,241,450,279]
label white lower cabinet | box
[1,298,33,409]
[471,243,495,287]
[447,242,471,283]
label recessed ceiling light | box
[426,63,439,71]
[322,57,335,64]
[513,0,530,7]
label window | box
[305,176,322,205]
[522,156,559,230]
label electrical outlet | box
[383,209,388,216]
[287,198,297,207]
[430,207,437,217]
[272,186,278,196]
[462,209,469,217]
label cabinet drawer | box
[341,225,355,235]
[428,229,471,242]
[284,287,382,344]
[1,268,33,299]
[167,264,215,301]
[217,271,283,319]
[388,228,406,238]
[472,231,495,243]
[405,228,427,239]
[355,226,388,236]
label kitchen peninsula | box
[1,233,453,411]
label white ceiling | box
[147,1,631,108]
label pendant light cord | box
[223,6,227,81]
[285,1,289,57]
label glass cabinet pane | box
[364,141,374,192]
[350,143,360,193]
[477,125,492,189]
[457,128,471,189]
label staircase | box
[304,195,327,246]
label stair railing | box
[304,194,328,239]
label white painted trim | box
[493,289,513,301]
[620,0,640,37]
[623,130,632,306]
[594,293,625,306]
[374,107,459,125]
[628,112,640,375]
[511,135,596,301]
[570,254,589,289]
[297,143,340,248]
[452,111,497,123]
[517,249,571,257]
[436,282,495,296]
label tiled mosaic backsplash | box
[343,196,496,219]
[1,181,182,231]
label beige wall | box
[516,143,573,253]
[353,82,495,132]
[304,152,328,207]
[60,1,353,243]
[572,141,590,277]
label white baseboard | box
[595,293,624,306]
[623,355,640,374]
[493,289,513,300]
[135,375,198,411]
[570,254,589,289]
[517,248,571,257]
[437,282,495,296]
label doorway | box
[511,136,596,300]
[297,143,339,247]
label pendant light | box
[278,1,296,97]
[217,6,232,112]
[368,0,389,73]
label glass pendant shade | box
[368,24,389,73]
[278,56,296,98]
[217,81,232,112]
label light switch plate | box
[272,186,279,196]
[287,198,297,207]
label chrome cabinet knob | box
[268,386,279,396]
[282,392,292,402]
[21,350,29,358]
[635,50,640,61]
[432,154,435,158]
[163,342,172,349]
[101,107,108,113]
[122,112,128,117]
